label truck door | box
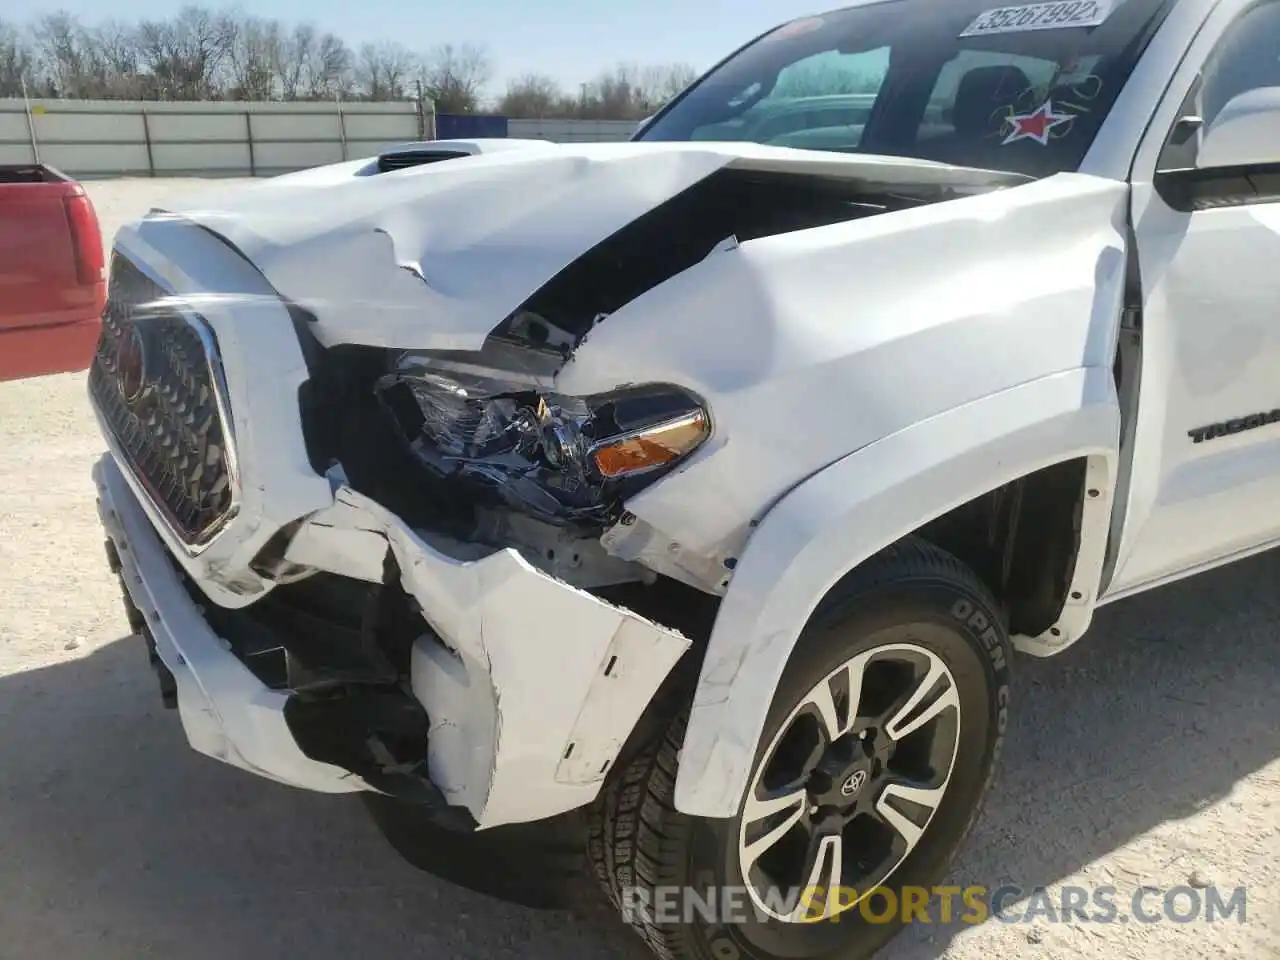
[1107,0,1280,596]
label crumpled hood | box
[136,140,1026,351]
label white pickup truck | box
[89,0,1279,956]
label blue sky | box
[7,0,825,90]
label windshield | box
[637,0,1173,177]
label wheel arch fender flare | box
[672,366,1121,818]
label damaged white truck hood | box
[142,141,1027,351]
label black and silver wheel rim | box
[737,642,962,923]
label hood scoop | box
[376,149,470,173]
[374,138,557,174]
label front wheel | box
[589,538,1012,960]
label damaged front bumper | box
[94,452,690,828]
[95,454,363,794]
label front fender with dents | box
[673,366,1121,819]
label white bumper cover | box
[94,454,364,793]
[284,486,693,828]
[95,452,691,827]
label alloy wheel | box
[737,642,962,922]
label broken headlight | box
[376,359,710,526]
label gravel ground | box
[0,177,1276,960]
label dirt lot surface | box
[0,178,1276,960]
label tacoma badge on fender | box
[1188,409,1280,444]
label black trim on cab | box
[1155,163,1280,212]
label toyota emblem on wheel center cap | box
[841,770,868,798]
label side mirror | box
[1198,87,1280,169]
[634,115,655,138]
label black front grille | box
[89,254,236,547]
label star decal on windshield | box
[1002,100,1072,146]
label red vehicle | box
[0,164,106,382]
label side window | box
[1200,1,1280,126]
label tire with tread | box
[588,537,1014,960]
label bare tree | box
[564,61,699,119]
[89,20,145,98]
[137,6,235,100]
[580,63,642,120]
[33,13,147,99]
[635,62,697,112]
[420,42,491,113]
[498,72,562,118]
[227,16,281,100]
[357,40,416,101]
[5,10,696,111]
[304,32,353,99]
[774,61,879,98]
[275,22,313,100]
[32,12,96,98]
[0,18,36,98]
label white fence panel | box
[253,140,346,171]
[146,111,244,142]
[39,142,151,175]
[0,99,647,175]
[0,98,425,176]
[509,118,637,142]
[151,142,250,176]
[342,112,423,142]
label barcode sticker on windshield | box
[960,0,1116,36]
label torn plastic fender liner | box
[284,488,691,829]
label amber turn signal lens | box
[591,411,710,479]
